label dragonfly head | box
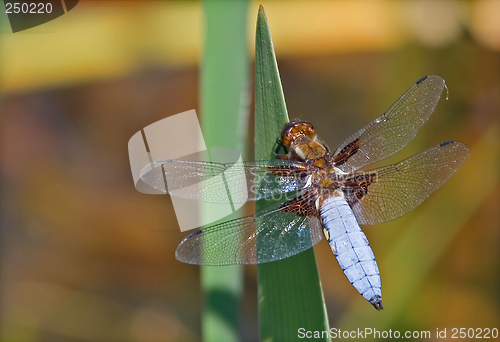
[281,120,316,146]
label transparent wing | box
[175,195,324,265]
[343,141,470,224]
[140,159,309,204]
[333,75,446,172]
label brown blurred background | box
[1,1,499,341]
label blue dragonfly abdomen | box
[320,196,383,310]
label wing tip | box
[416,74,445,87]
[439,140,471,159]
[440,140,455,147]
[416,75,428,85]
[175,229,203,264]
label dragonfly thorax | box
[309,166,338,188]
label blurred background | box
[1,1,499,341]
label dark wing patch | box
[332,138,360,166]
[342,172,377,202]
[280,192,319,217]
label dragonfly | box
[140,75,469,310]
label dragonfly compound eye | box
[281,121,316,146]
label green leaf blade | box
[255,6,288,159]
[255,5,330,342]
[200,1,249,341]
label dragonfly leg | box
[274,139,290,159]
